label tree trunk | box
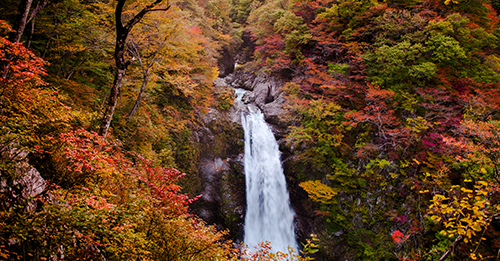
[2,0,49,79]
[98,0,169,137]
[9,0,34,44]
[26,0,50,48]
[1,0,33,79]
[99,34,128,137]
[128,75,149,118]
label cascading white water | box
[241,101,298,254]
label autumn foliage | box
[0,17,236,260]
[2,0,500,259]
[246,0,500,260]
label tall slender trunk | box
[98,0,170,137]
[1,0,33,79]
[42,18,59,59]
[9,0,34,44]
[2,0,49,79]
[128,75,149,118]
[99,35,128,137]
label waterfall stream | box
[236,89,298,254]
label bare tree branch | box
[438,235,463,261]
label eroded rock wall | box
[195,30,314,245]
[194,68,315,245]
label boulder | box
[225,71,255,91]
[0,148,46,211]
[262,95,287,127]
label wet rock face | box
[198,32,314,243]
[262,95,287,127]
[192,81,246,239]
[195,155,246,239]
[193,71,291,242]
[225,71,288,129]
[225,72,255,91]
[217,29,254,78]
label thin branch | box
[27,0,50,23]
[472,225,490,257]
[438,235,464,261]
[465,168,476,185]
[123,2,170,33]
[495,165,500,185]
[147,8,171,12]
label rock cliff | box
[193,64,315,245]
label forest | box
[1,0,500,260]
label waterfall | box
[241,102,298,254]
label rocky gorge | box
[192,50,314,247]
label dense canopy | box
[1,0,500,260]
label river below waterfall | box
[236,89,298,254]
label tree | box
[9,0,33,44]
[125,9,181,118]
[99,0,171,137]
[126,38,165,118]
[1,0,49,78]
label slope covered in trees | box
[244,0,500,260]
[1,0,500,260]
[0,0,239,258]
[0,0,316,259]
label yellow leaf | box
[444,207,454,214]
[299,180,337,204]
[466,229,472,239]
[478,181,488,187]
[477,190,488,196]
[471,224,481,232]
[431,215,442,222]
[458,228,465,235]
[474,200,486,206]
[460,217,472,224]
[461,188,473,194]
